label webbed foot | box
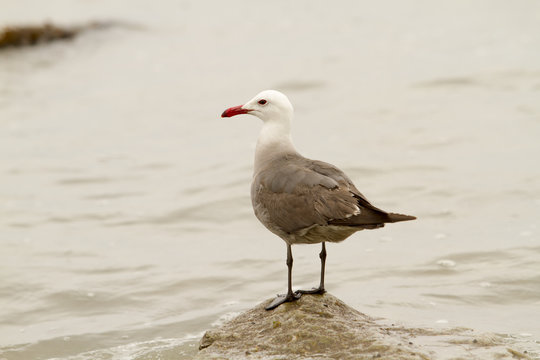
[296,287,326,295]
[265,291,302,310]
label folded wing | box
[251,155,415,235]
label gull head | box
[221,90,294,123]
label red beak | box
[221,105,250,118]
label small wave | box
[47,336,200,360]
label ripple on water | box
[0,330,201,360]
[56,176,141,185]
[348,246,540,307]
[83,192,145,200]
[45,213,123,224]
[107,195,250,227]
[70,264,154,275]
[413,71,540,90]
[414,76,481,88]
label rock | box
[0,21,130,50]
[195,293,534,360]
[0,23,77,49]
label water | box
[1,1,539,359]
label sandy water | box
[1,1,540,359]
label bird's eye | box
[258,99,267,105]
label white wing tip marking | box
[345,205,361,218]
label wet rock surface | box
[196,293,534,360]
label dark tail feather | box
[386,212,416,223]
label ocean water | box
[1,1,539,359]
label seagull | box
[222,90,416,310]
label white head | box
[221,90,294,123]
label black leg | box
[319,241,327,291]
[266,243,301,310]
[297,242,327,295]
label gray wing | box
[308,159,416,225]
[251,156,396,234]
